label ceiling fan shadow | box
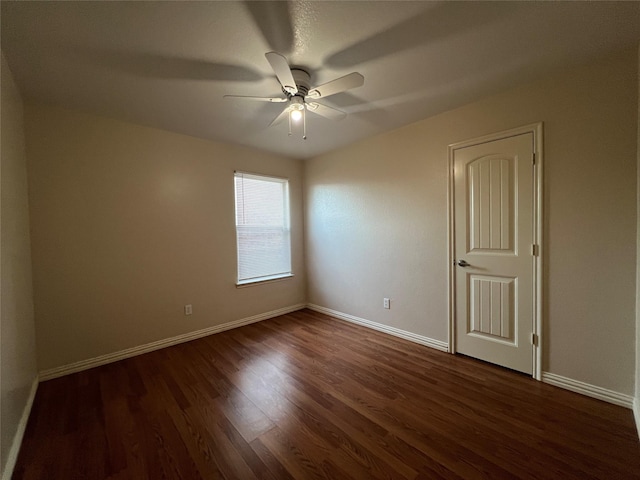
[244,1,294,54]
[235,102,283,132]
[321,91,366,109]
[351,108,392,129]
[325,2,517,68]
[317,93,391,128]
[75,49,263,82]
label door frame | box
[447,123,544,380]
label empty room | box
[2,1,640,478]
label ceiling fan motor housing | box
[286,68,311,98]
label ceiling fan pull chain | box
[303,107,307,140]
[288,111,292,136]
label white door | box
[453,132,535,374]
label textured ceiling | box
[2,1,639,159]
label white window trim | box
[236,273,294,288]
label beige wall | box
[305,48,638,395]
[1,54,38,474]
[25,106,305,372]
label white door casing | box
[448,124,543,378]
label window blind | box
[234,172,291,284]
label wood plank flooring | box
[14,309,640,479]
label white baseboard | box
[306,303,449,352]
[2,375,39,480]
[541,372,634,409]
[39,303,306,381]
[307,304,634,412]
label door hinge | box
[531,244,539,256]
[532,153,536,165]
[531,333,538,346]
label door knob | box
[457,260,470,267]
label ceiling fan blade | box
[306,102,347,121]
[224,95,287,103]
[307,72,364,99]
[269,107,291,127]
[265,52,298,95]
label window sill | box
[236,273,294,288]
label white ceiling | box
[2,1,639,159]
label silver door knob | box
[458,260,470,267]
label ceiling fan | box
[224,52,364,139]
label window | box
[234,172,292,285]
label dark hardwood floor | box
[14,309,640,479]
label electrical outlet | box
[184,304,192,315]
[383,298,390,309]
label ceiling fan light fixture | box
[289,96,305,122]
